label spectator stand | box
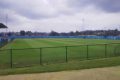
[0,23,8,48]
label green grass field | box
[0,38,120,69]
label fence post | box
[105,44,107,58]
[0,41,1,48]
[114,46,117,57]
[10,49,13,68]
[87,45,89,59]
[40,48,42,65]
[65,46,68,62]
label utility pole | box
[5,13,8,34]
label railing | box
[9,36,120,40]
[0,43,120,69]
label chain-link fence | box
[0,43,120,69]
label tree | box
[49,31,60,36]
[60,32,68,36]
[26,31,32,36]
[75,31,80,36]
[113,29,119,36]
[69,31,75,36]
[20,30,26,36]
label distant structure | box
[0,23,8,47]
[0,23,8,28]
[0,23,8,37]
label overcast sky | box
[0,0,120,32]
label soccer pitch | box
[3,38,120,49]
[0,38,120,69]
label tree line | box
[4,29,120,37]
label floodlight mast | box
[5,14,8,34]
[82,18,85,31]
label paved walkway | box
[0,66,120,80]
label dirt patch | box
[0,66,120,80]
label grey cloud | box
[68,0,120,12]
[0,1,11,9]
[0,0,120,32]
[1,0,120,21]
[0,0,59,20]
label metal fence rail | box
[0,43,120,69]
[9,35,120,40]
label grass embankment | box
[0,56,120,75]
